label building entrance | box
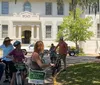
[22,30,31,44]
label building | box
[0,0,70,46]
[81,9,100,54]
[0,0,99,54]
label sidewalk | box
[66,56,99,65]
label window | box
[2,25,8,38]
[58,25,61,32]
[46,25,52,38]
[45,2,52,15]
[34,27,37,38]
[24,1,31,12]
[97,24,100,38]
[30,44,34,47]
[69,3,72,11]
[2,1,9,14]
[57,3,64,15]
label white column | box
[18,25,21,38]
[31,25,34,39]
[36,25,39,39]
[0,24,2,38]
[41,23,45,40]
[13,25,16,38]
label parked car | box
[68,46,76,56]
[21,44,34,53]
[68,50,76,56]
[21,44,49,54]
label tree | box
[15,0,17,4]
[57,0,99,18]
[57,8,94,49]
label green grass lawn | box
[56,63,100,85]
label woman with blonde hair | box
[31,41,54,70]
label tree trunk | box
[75,41,78,49]
[75,41,79,54]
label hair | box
[34,41,44,53]
[3,40,11,46]
[51,43,54,46]
[60,37,63,41]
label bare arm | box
[55,43,59,51]
[65,43,68,54]
[33,52,50,68]
[6,50,14,59]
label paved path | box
[0,56,99,85]
[66,56,99,66]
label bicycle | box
[2,59,11,83]
[51,54,61,77]
[14,62,26,85]
[25,57,53,85]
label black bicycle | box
[51,54,61,77]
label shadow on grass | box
[56,63,100,85]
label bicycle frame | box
[15,62,26,85]
[16,69,22,85]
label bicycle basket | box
[28,68,46,84]
[15,63,25,70]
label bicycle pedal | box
[3,79,10,83]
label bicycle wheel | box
[15,72,22,85]
[52,67,57,77]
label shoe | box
[63,69,66,71]
[62,68,66,71]
[3,79,10,83]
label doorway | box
[22,30,31,44]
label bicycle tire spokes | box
[51,54,62,76]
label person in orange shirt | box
[55,37,68,70]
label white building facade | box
[0,0,70,45]
[0,0,100,54]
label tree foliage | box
[57,8,94,48]
[57,0,99,18]
[72,0,99,15]
[73,0,99,7]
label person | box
[49,43,56,63]
[21,35,25,43]
[0,60,5,81]
[31,41,54,70]
[8,40,26,85]
[55,37,68,70]
[0,37,14,83]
